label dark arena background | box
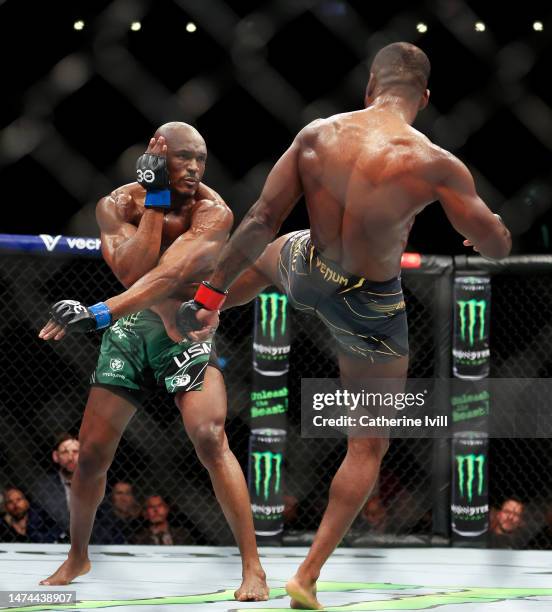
[1,1,552,610]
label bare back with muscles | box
[179,43,511,609]
[299,106,509,281]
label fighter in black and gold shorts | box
[277,230,408,362]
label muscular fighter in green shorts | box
[38,123,268,601]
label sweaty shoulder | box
[422,144,468,187]
[297,111,376,149]
[296,117,334,148]
[192,186,233,233]
[194,181,227,207]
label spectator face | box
[362,496,386,528]
[497,500,524,533]
[112,482,136,513]
[145,496,169,525]
[53,439,79,474]
[4,489,30,520]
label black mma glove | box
[136,153,171,209]
[176,282,227,336]
[50,300,112,333]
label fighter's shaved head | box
[154,121,205,147]
[370,42,430,96]
[149,121,207,197]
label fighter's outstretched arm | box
[39,200,232,340]
[105,200,232,317]
[435,154,511,259]
[174,129,310,336]
[209,136,304,292]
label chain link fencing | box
[1,251,552,548]
[486,268,552,550]
[0,250,447,545]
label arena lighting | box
[73,20,84,31]
[130,21,141,32]
[475,21,486,32]
[533,21,543,31]
[186,22,197,33]
[416,22,428,33]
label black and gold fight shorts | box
[277,230,409,362]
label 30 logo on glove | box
[50,300,112,333]
[136,153,171,209]
[137,169,155,184]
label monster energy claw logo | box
[258,293,287,341]
[456,453,485,502]
[457,299,487,346]
[252,451,282,500]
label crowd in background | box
[2,432,551,550]
[0,432,194,546]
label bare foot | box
[286,575,323,610]
[39,556,91,586]
[234,569,269,601]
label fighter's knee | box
[78,441,113,476]
[348,437,389,461]
[191,422,226,465]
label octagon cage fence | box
[0,235,551,551]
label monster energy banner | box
[248,428,286,538]
[451,432,489,539]
[451,379,490,428]
[249,290,290,540]
[250,374,288,421]
[453,276,491,379]
[253,290,290,376]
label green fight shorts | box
[89,310,221,408]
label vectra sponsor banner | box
[0,234,102,255]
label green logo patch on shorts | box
[110,358,124,371]
[164,342,212,393]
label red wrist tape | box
[195,281,227,310]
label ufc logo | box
[64,300,86,314]
[137,169,155,183]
